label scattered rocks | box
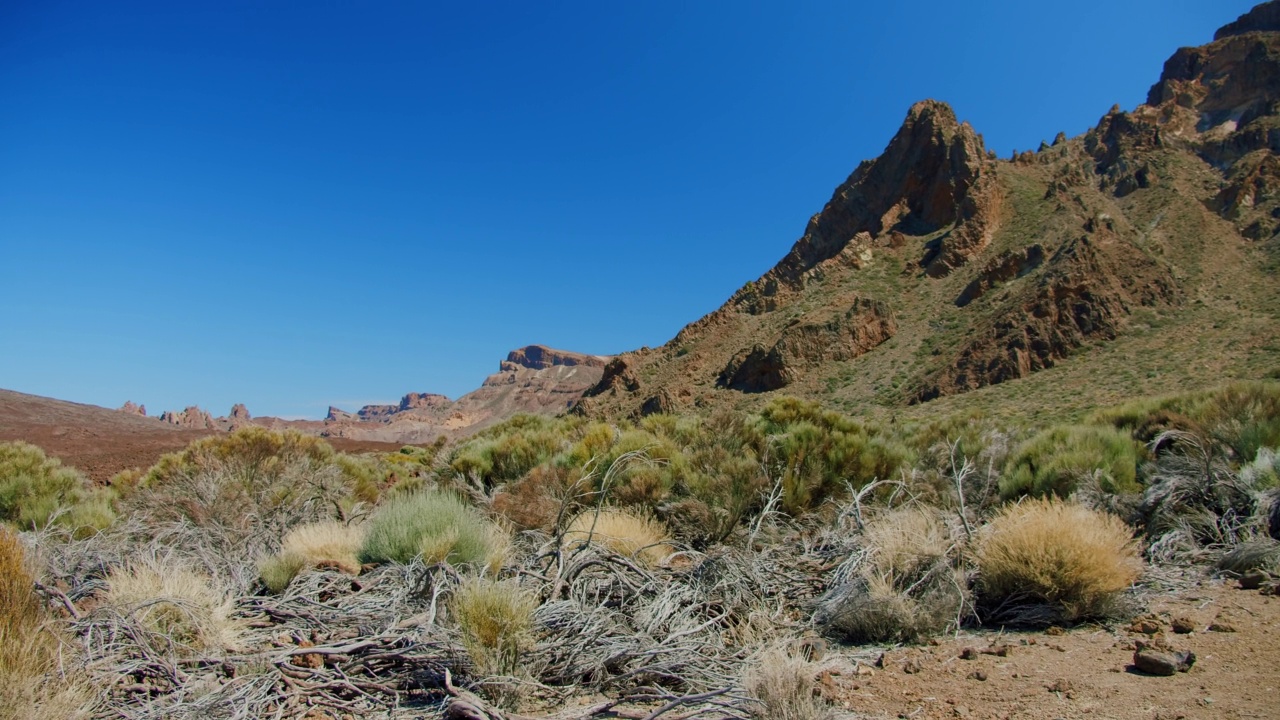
[1047,678,1074,696]
[1133,639,1196,676]
[967,670,988,682]
[1128,615,1164,635]
[1171,616,1197,634]
[902,658,924,674]
[1207,621,1237,633]
[959,647,979,660]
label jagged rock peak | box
[505,345,609,370]
[326,406,352,421]
[229,403,250,420]
[118,401,146,416]
[739,98,993,303]
[1215,1,1280,40]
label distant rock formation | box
[159,405,217,430]
[119,401,146,417]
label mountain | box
[576,2,1280,424]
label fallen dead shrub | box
[104,555,241,655]
[814,505,968,643]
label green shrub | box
[0,441,113,535]
[974,499,1141,623]
[757,398,913,514]
[451,576,536,678]
[360,490,507,571]
[1000,425,1140,499]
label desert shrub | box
[0,441,114,535]
[757,397,913,514]
[452,576,536,677]
[360,490,507,572]
[127,428,366,564]
[1215,539,1280,575]
[0,528,92,719]
[743,644,833,720]
[1139,432,1275,559]
[563,507,674,567]
[259,520,365,593]
[1000,425,1141,499]
[105,556,241,654]
[447,415,573,490]
[814,506,968,643]
[974,499,1141,623]
[492,463,583,531]
[1095,381,1280,463]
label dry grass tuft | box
[815,506,968,643]
[105,556,241,654]
[564,507,675,567]
[0,527,94,720]
[452,575,537,708]
[259,520,365,593]
[743,643,834,720]
[975,498,1141,623]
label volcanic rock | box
[118,401,146,417]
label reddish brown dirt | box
[0,389,411,481]
[819,579,1277,720]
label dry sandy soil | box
[816,578,1277,720]
[0,388,408,481]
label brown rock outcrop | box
[719,298,897,392]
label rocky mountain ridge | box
[578,2,1280,422]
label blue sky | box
[0,0,1258,418]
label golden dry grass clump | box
[259,520,366,593]
[563,507,675,566]
[105,557,241,654]
[975,498,1141,622]
[0,527,93,720]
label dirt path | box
[817,579,1277,719]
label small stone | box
[982,643,1012,657]
[1048,678,1073,694]
[953,706,971,718]
[1128,616,1162,635]
[1207,622,1237,633]
[1045,626,1065,636]
[967,670,988,682]
[960,647,979,660]
[903,658,924,674]
[1170,616,1196,634]
[1133,641,1196,676]
[1239,569,1270,590]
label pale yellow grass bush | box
[743,643,833,720]
[106,557,241,654]
[563,508,674,567]
[452,576,536,676]
[259,521,365,593]
[0,528,93,719]
[975,498,1141,621]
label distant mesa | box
[506,345,610,371]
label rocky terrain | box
[578,4,1280,424]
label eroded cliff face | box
[578,2,1280,420]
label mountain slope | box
[578,2,1280,424]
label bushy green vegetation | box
[1000,424,1141,499]
[359,489,507,571]
[0,441,115,536]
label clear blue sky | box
[0,0,1258,418]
